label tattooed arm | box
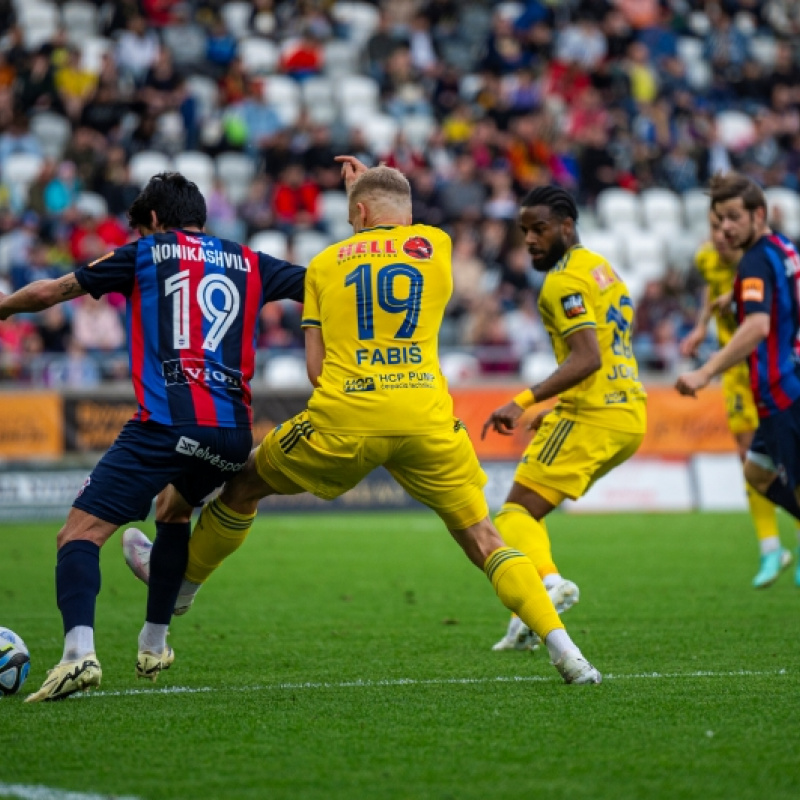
[0,273,87,320]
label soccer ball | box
[0,627,31,696]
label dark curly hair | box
[520,186,579,221]
[128,172,207,230]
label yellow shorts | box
[513,413,644,505]
[723,363,759,435]
[254,411,489,529]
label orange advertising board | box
[452,385,734,460]
[0,392,64,459]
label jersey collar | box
[359,225,399,233]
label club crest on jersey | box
[591,264,618,290]
[162,359,243,390]
[403,236,433,260]
[561,293,586,318]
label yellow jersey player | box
[125,159,603,685]
[483,186,647,651]
[680,208,793,588]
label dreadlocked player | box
[482,186,648,651]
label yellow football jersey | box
[301,224,455,435]
[694,241,738,346]
[537,244,647,433]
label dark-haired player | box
[127,159,603,685]
[677,172,800,587]
[482,186,647,651]
[0,172,306,701]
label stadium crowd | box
[2,0,800,385]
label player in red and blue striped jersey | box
[0,173,305,700]
[677,172,800,586]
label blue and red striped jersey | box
[735,232,800,418]
[75,230,305,428]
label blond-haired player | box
[680,208,793,588]
[125,158,602,684]
[483,185,647,651]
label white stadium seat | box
[62,1,99,42]
[579,230,626,271]
[765,187,800,240]
[293,230,332,266]
[30,112,71,160]
[220,1,253,38]
[360,115,398,156]
[129,151,173,188]
[319,192,350,226]
[74,191,108,218]
[249,230,288,260]
[623,232,667,281]
[186,75,220,120]
[1,152,44,188]
[81,37,113,74]
[263,354,310,388]
[715,111,756,150]
[331,2,381,46]
[682,188,709,227]
[18,2,59,49]
[239,37,279,75]
[596,188,641,231]
[324,39,360,77]
[520,352,558,386]
[402,115,436,149]
[640,188,683,232]
[215,152,257,205]
[335,75,380,112]
[440,352,480,385]
[174,151,215,197]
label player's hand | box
[481,400,525,439]
[675,368,710,397]
[711,290,733,314]
[527,408,551,432]
[679,326,706,358]
[335,155,368,190]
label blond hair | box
[348,165,411,216]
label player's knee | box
[449,517,505,568]
[219,460,271,511]
[743,459,774,494]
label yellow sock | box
[495,502,558,580]
[185,497,256,584]
[484,547,563,640]
[746,485,779,543]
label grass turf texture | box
[1,511,799,800]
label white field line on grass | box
[0,784,141,800]
[75,668,790,699]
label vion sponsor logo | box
[162,359,243,390]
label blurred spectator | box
[71,295,125,355]
[55,48,97,123]
[226,78,284,154]
[116,16,160,86]
[280,28,324,80]
[272,163,320,231]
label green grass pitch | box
[1,511,800,800]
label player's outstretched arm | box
[482,328,601,439]
[0,273,87,320]
[676,311,770,397]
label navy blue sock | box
[146,521,191,625]
[56,540,101,634]
[765,479,800,522]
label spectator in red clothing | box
[279,29,324,81]
[69,207,128,263]
[271,163,320,232]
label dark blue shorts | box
[749,400,800,491]
[73,420,252,525]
